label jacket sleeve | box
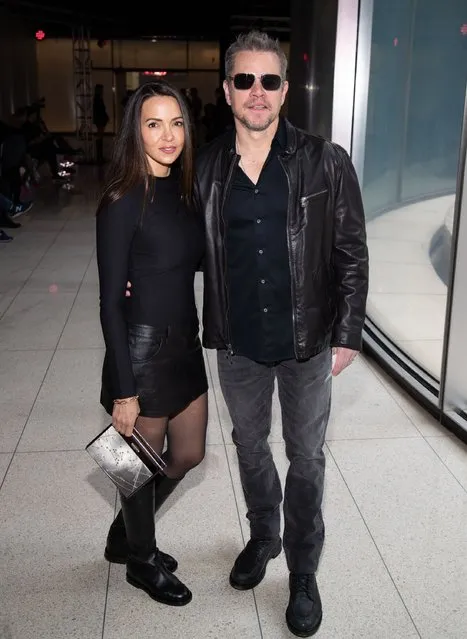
[96,197,138,399]
[193,173,205,272]
[330,145,369,351]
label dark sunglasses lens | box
[261,74,282,91]
[233,74,255,90]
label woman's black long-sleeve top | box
[96,172,204,400]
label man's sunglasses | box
[229,73,283,91]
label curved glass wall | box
[331,0,467,436]
[357,0,467,381]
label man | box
[195,30,368,636]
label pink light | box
[35,29,45,41]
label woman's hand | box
[112,398,140,437]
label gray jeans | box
[217,348,332,573]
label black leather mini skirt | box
[101,323,208,418]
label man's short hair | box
[225,30,288,81]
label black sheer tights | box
[135,393,208,479]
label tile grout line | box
[0,349,56,493]
[367,360,467,455]
[0,215,69,320]
[420,437,467,497]
[346,360,467,491]
[205,351,266,639]
[359,356,430,440]
[325,435,427,442]
[9,442,228,455]
[0,246,96,490]
[325,442,423,638]
[205,353,248,543]
[361,356,467,469]
[101,491,119,639]
[101,557,113,639]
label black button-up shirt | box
[224,118,294,362]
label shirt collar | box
[273,116,286,149]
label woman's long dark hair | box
[96,80,194,214]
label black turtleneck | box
[96,172,204,398]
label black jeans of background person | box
[1,132,28,204]
[217,348,332,574]
[28,138,60,177]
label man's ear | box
[281,80,289,107]
[223,79,232,106]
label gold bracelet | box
[113,395,139,405]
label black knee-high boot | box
[105,473,181,569]
[120,480,191,606]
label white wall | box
[0,8,38,120]
[36,38,75,133]
[36,38,220,133]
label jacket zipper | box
[300,188,328,207]
[220,151,240,358]
[278,154,298,360]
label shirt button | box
[256,218,262,224]
[258,249,263,255]
[260,279,266,284]
[263,307,268,313]
[254,188,259,194]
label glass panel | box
[362,0,412,214]
[402,1,467,200]
[360,0,467,381]
[442,90,467,430]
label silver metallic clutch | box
[86,424,166,498]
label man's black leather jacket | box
[195,118,369,359]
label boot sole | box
[126,574,192,606]
[229,542,282,590]
[286,611,323,637]
[104,549,126,564]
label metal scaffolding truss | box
[72,26,94,162]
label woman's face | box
[140,95,185,176]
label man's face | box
[223,51,288,132]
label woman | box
[96,81,208,607]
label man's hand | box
[125,281,131,297]
[332,346,358,376]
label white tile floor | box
[1,170,467,639]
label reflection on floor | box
[366,194,454,379]
[1,169,467,639]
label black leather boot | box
[120,481,191,606]
[104,508,178,571]
[229,537,282,590]
[104,473,180,570]
[286,573,322,637]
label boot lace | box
[291,574,314,599]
